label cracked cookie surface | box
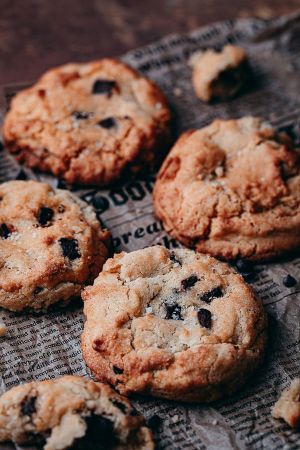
[0,375,154,450]
[189,45,249,102]
[3,59,171,186]
[0,180,110,311]
[81,246,267,402]
[272,378,300,428]
[153,116,300,261]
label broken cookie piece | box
[272,378,300,428]
[0,375,154,450]
[189,45,250,102]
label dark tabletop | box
[0,0,300,86]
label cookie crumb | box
[0,321,7,336]
[173,87,182,97]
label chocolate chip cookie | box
[189,45,249,101]
[0,375,154,449]
[153,116,300,261]
[3,59,171,186]
[0,180,110,311]
[81,245,267,402]
[272,378,300,428]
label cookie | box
[81,245,267,402]
[272,378,300,428]
[0,375,154,450]
[3,59,171,186]
[0,180,110,311]
[153,116,300,261]
[189,45,249,101]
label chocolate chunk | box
[181,275,198,290]
[148,414,163,429]
[111,399,127,414]
[72,111,90,120]
[0,223,11,239]
[24,432,46,446]
[197,308,212,328]
[165,302,183,320]
[169,252,182,266]
[92,79,116,95]
[59,238,81,260]
[235,259,254,274]
[98,117,116,129]
[38,207,54,226]
[282,274,297,288]
[200,287,223,303]
[16,169,28,180]
[34,287,43,295]
[21,396,36,416]
[113,365,123,375]
[92,195,108,212]
[73,414,116,449]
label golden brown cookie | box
[0,180,110,311]
[0,375,154,450]
[153,116,300,261]
[189,45,249,102]
[3,59,171,186]
[81,245,267,402]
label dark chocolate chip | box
[111,399,128,414]
[72,111,90,120]
[0,141,4,151]
[200,287,223,303]
[37,207,54,226]
[169,252,182,266]
[16,169,28,180]
[181,275,198,290]
[59,238,81,260]
[34,287,43,295]
[24,432,46,446]
[0,223,11,239]
[113,365,123,375]
[197,308,212,328]
[92,79,116,95]
[235,259,254,274]
[57,179,68,190]
[92,195,108,212]
[73,414,116,449]
[165,303,183,320]
[21,396,36,416]
[148,414,163,429]
[98,117,116,129]
[282,274,297,288]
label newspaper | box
[0,11,300,450]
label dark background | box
[0,0,300,85]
